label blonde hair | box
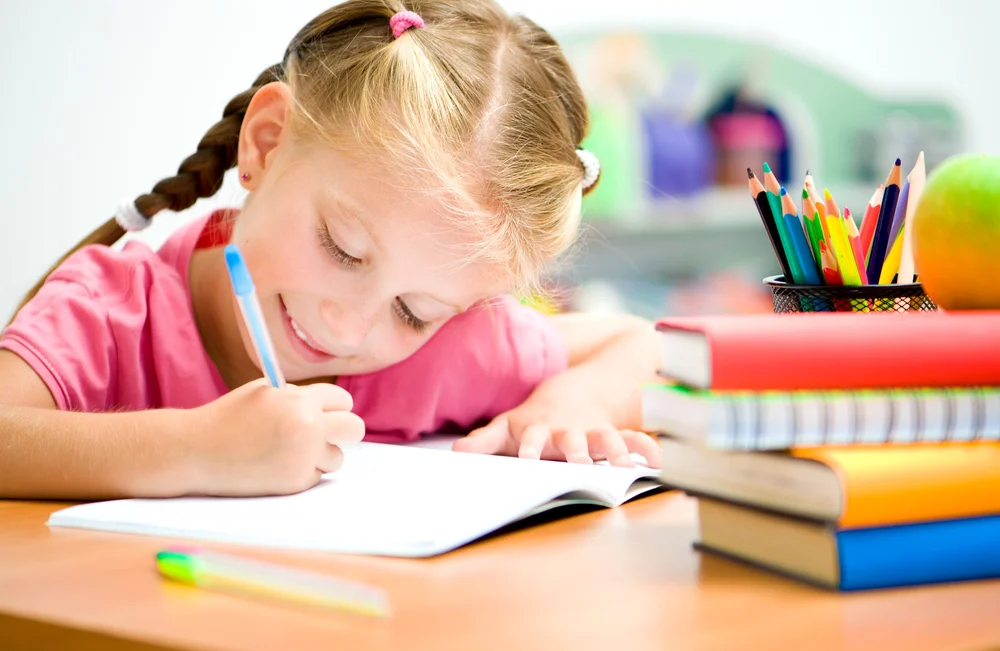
[10,0,595,322]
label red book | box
[656,311,1000,390]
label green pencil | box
[763,163,804,284]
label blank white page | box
[47,443,659,557]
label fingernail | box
[519,447,539,459]
[615,455,636,467]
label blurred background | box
[0,1,991,322]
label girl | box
[0,0,661,500]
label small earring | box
[240,172,251,183]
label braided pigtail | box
[7,64,284,326]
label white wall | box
[0,0,995,320]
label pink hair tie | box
[390,10,425,39]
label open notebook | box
[47,440,662,557]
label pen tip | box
[762,162,772,174]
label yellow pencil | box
[879,224,906,284]
[826,215,862,286]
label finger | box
[323,412,366,444]
[553,429,593,464]
[300,382,354,412]
[517,424,551,460]
[588,428,635,468]
[452,415,512,455]
[621,430,662,469]
[316,443,345,475]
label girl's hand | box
[184,379,364,496]
[452,380,661,469]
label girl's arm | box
[547,312,660,431]
[0,351,361,500]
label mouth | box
[278,296,337,364]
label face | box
[229,142,507,382]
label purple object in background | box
[643,111,715,198]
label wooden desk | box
[1,493,999,651]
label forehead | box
[302,145,512,306]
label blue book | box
[696,498,1000,591]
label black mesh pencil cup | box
[764,275,938,313]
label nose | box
[318,297,378,351]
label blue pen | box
[224,244,286,388]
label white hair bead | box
[576,149,600,191]
[115,200,153,232]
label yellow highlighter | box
[156,547,391,617]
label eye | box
[317,224,362,268]
[394,297,431,333]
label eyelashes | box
[317,223,362,268]
[394,297,430,333]
[317,222,430,334]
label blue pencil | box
[780,188,822,285]
[784,213,823,285]
[866,159,903,283]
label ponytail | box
[6,63,285,328]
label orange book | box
[658,439,1000,528]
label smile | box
[279,296,337,363]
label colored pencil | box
[842,207,869,285]
[803,194,824,272]
[879,224,906,284]
[801,189,819,233]
[866,158,903,283]
[886,178,911,256]
[823,188,841,218]
[898,151,926,284]
[804,169,820,204]
[764,163,804,284]
[859,185,883,263]
[749,168,793,281]
[827,214,862,286]
[782,188,822,285]
[819,240,842,285]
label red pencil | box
[843,207,870,285]
[819,240,842,286]
[859,184,883,262]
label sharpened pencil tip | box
[805,169,811,176]
[747,167,754,179]
[780,187,787,196]
[824,188,832,200]
[802,188,809,199]
[895,158,901,166]
[762,162,772,174]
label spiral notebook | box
[642,383,1000,450]
[47,440,662,557]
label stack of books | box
[644,310,1000,590]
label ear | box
[237,82,293,189]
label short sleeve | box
[341,295,568,442]
[1,269,117,412]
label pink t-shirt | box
[0,212,568,442]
